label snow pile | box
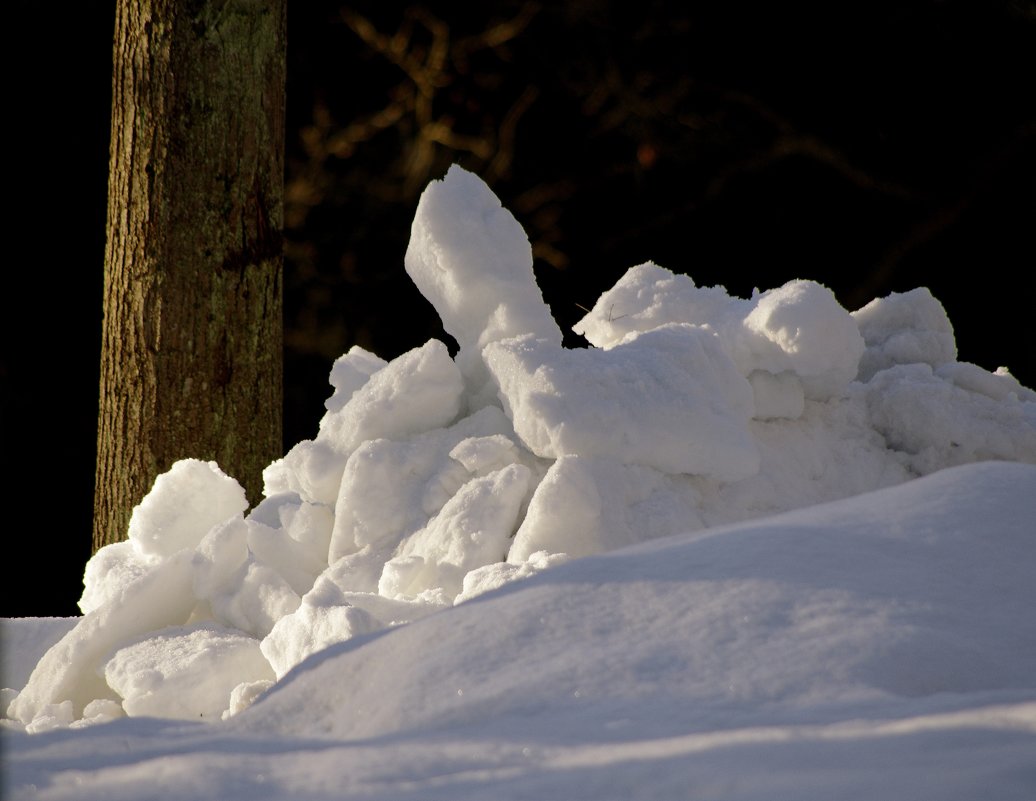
[5,461,1036,800]
[5,164,1036,733]
[238,462,1036,743]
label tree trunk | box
[94,0,286,551]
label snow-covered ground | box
[3,166,1035,799]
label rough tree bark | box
[94,0,286,551]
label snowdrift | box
[243,460,1036,743]
[4,461,1035,799]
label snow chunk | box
[485,326,758,479]
[455,551,572,604]
[405,164,562,403]
[191,517,301,638]
[258,572,445,680]
[24,701,73,734]
[73,698,124,728]
[127,459,248,558]
[262,438,344,508]
[78,540,159,614]
[260,577,381,680]
[324,346,387,414]
[865,363,1036,473]
[321,547,389,595]
[449,433,522,474]
[103,623,274,720]
[9,551,198,723]
[244,499,332,598]
[575,265,863,404]
[222,680,273,720]
[573,261,741,349]
[706,393,913,524]
[249,492,334,586]
[266,340,464,505]
[509,455,705,562]
[852,287,957,382]
[739,279,864,399]
[328,406,517,563]
[937,362,1036,403]
[320,339,465,451]
[380,463,533,601]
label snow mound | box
[6,165,1035,733]
[239,461,1036,741]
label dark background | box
[4,1,1034,618]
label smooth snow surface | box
[4,166,1035,799]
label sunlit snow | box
[3,165,1034,800]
